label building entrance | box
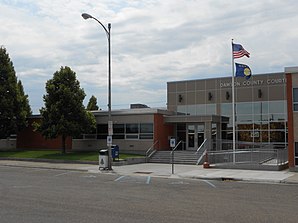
[187,124,204,150]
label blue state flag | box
[235,63,252,79]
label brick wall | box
[17,118,72,151]
[154,114,174,150]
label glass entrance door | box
[187,125,195,149]
[187,124,204,150]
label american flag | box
[233,43,250,59]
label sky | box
[1,0,298,114]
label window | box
[97,124,108,139]
[187,105,196,115]
[293,88,298,111]
[221,103,232,116]
[237,115,253,124]
[125,123,154,140]
[140,123,153,139]
[177,104,217,115]
[113,124,125,139]
[126,124,139,133]
[196,104,206,115]
[96,123,154,140]
[97,124,108,134]
[269,101,286,114]
[177,105,187,115]
[125,134,139,140]
[253,101,269,114]
[206,104,216,115]
[125,124,139,139]
[236,102,253,115]
[140,123,153,133]
[270,131,285,143]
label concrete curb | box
[179,175,296,185]
[0,162,89,172]
[0,157,146,166]
[0,157,98,165]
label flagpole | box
[231,39,236,164]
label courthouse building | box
[165,66,298,171]
[16,67,298,171]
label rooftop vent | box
[130,104,150,109]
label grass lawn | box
[0,150,144,162]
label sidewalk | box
[112,163,298,184]
[1,160,298,184]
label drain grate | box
[221,177,236,181]
[134,171,153,175]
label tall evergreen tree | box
[36,66,96,153]
[87,95,99,111]
[16,80,32,131]
[0,46,31,138]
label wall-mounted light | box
[258,89,262,98]
[208,92,212,101]
[226,91,230,100]
[178,94,183,102]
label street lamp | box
[82,13,112,170]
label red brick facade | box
[17,118,72,151]
[154,114,174,150]
[286,73,296,169]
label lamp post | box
[82,13,112,170]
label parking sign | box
[170,138,176,148]
[107,135,112,146]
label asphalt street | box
[1,165,298,223]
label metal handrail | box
[207,147,288,165]
[197,150,207,165]
[196,138,207,154]
[145,140,159,162]
[196,138,208,165]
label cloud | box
[1,0,298,113]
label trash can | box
[99,149,108,170]
[111,145,119,161]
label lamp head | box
[82,13,93,20]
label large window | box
[97,124,108,139]
[177,104,217,116]
[125,124,139,139]
[221,100,287,146]
[140,123,154,139]
[221,103,232,116]
[236,102,253,115]
[113,124,125,139]
[293,88,298,111]
[97,123,153,140]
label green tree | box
[0,46,31,138]
[36,66,96,153]
[87,95,99,111]
[16,80,32,131]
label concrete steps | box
[149,150,201,165]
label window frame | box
[293,88,298,112]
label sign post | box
[107,121,113,170]
[108,121,113,136]
[170,138,176,175]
